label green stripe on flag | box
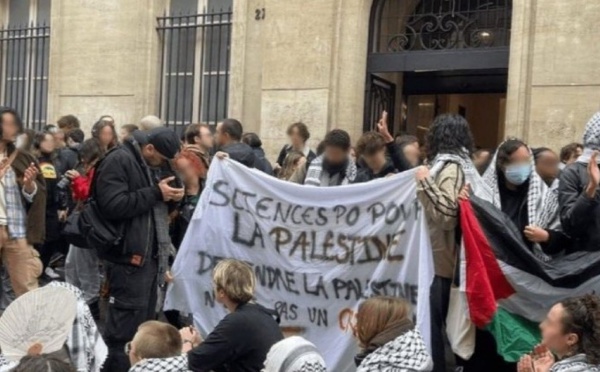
[485,307,541,362]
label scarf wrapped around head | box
[578,112,600,164]
[263,336,327,372]
[482,140,561,260]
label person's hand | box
[158,177,185,202]
[458,183,471,201]
[180,326,202,353]
[518,354,534,372]
[524,225,550,243]
[23,163,38,194]
[586,151,600,198]
[215,152,229,160]
[377,111,394,143]
[66,170,81,180]
[532,344,555,372]
[415,166,430,182]
[297,156,307,168]
[165,270,174,283]
[58,210,68,223]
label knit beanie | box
[263,336,327,372]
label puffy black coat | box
[222,142,258,168]
[559,162,600,252]
[93,141,163,266]
[251,147,274,176]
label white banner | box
[165,159,434,372]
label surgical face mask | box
[504,163,532,185]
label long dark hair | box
[91,119,118,149]
[78,138,105,168]
[32,131,55,159]
[559,294,600,364]
[425,114,474,161]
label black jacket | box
[276,144,317,166]
[251,147,274,176]
[354,142,412,183]
[93,141,163,266]
[188,302,283,372]
[559,162,600,252]
[57,145,80,174]
[222,142,258,168]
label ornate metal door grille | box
[364,75,396,132]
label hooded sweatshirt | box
[221,142,258,169]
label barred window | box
[158,0,232,133]
[0,0,51,130]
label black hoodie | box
[222,142,258,169]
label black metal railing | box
[0,23,50,131]
[157,8,232,133]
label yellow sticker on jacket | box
[39,162,57,179]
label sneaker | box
[44,267,60,280]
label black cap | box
[146,127,180,159]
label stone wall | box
[46,0,167,132]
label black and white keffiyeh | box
[129,355,190,372]
[48,281,108,372]
[263,336,327,372]
[482,141,561,260]
[549,354,600,372]
[429,149,492,200]
[304,155,357,186]
[578,112,600,164]
[356,329,433,372]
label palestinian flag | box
[459,197,600,362]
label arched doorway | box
[365,0,512,149]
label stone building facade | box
[1,0,599,158]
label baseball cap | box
[146,127,181,159]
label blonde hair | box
[279,151,305,181]
[212,259,255,304]
[355,296,411,348]
[132,321,182,359]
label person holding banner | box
[289,129,358,186]
[179,259,283,372]
[415,114,479,372]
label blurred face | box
[540,304,579,357]
[215,123,227,147]
[289,127,304,149]
[536,150,560,182]
[198,126,214,150]
[141,144,168,167]
[1,112,19,142]
[363,149,386,172]
[119,129,129,142]
[99,125,115,148]
[53,131,65,147]
[566,147,583,165]
[40,133,56,154]
[176,157,202,187]
[403,142,421,167]
[324,146,349,166]
[502,145,532,186]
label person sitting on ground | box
[263,336,326,372]
[560,112,600,255]
[127,321,188,372]
[534,147,560,187]
[11,354,76,372]
[215,118,258,169]
[354,296,432,372]
[183,123,213,170]
[472,148,492,175]
[179,259,283,372]
[275,122,316,173]
[278,151,306,181]
[242,132,274,176]
[396,134,421,168]
[517,294,600,372]
[483,139,569,257]
[289,129,358,186]
[559,142,583,169]
[120,124,139,143]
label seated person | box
[518,294,600,372]
[128,321,188,372]
[354,296,432,371]
[263,336,326,372]
[180,259,283,372]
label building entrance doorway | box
[365,0,512,149]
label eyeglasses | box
[124,342,132,355]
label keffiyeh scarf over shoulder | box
[429,149,492,200]
[356,329,433,372]
[578,112,600,164]
[304,155,357,186]
[129,355,190,372]
[549,354,600,372]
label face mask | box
[505,163,532,185]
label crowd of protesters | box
[0,104,597,372]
